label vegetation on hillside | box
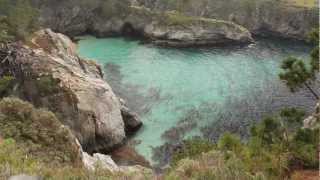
[167,108,319,179]
[0,0,39,43]
[0,139,124,179]
[0,76,14,97]
[0,98,82,166]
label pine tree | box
[279,29,319,99]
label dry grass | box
[291,170,319,180]
[283,0,318,8]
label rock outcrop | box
[144,12,253,47]
[83,152,120,172]
[82,151,153,177]
[0,29,140,153]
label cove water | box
[77,36,315,165]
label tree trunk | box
[304,82,319,100]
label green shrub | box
[0,97,81,166]
[35,75,61,96]
[171,139,215,166]
[218,132,242,153]
[0,138,40,179]
[0,76,14,97]
[0,138,116,179]
[290,128,319,168]
[166,151,267,180]
[169,107,318,179]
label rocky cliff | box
[137,0,319,40]
[32,0,253,47]
[0,29,141,153]
[144,11,253,47]
[31,0,318,42]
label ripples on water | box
[77,36,318,166]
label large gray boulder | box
[0,29,137,153]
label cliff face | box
[34,0,145,37]
[32,0,253,47]
[32,0,318,43]
[0,29,141,153]
[137,0,319,40]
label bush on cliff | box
[0,76,14,97]
[171,138,215,166]
[167,108,319,180]
[0,0,39,43]
[0,138,120,179]
[0,97,82,166]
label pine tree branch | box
[304,82,319,100]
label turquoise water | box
[77,36,314,164]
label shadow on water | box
[104,63,172,116]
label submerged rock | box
[0,29,140,153]
[110,144,151,167]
